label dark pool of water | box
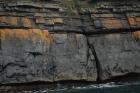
[13,82,140,93]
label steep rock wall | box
[88,33,140,80]
[0,0,139,84]
[0,30,97,84]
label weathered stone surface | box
[0,0,140,85]
[0,16,33,28]
[88,33,140,80]
[0,29,53,84]
[50,33,97,81]
[0,0,139,33]
[0,30,97,84]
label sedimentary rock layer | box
[0,0,140,84]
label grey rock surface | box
[88,33,140,80]
[0,0,140,85]
[0,33,97,84]
[50,33,97,81]
[0,33,53,84]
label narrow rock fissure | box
[78,12,102,82]
[49,43,55,82]
[87,41,102,82]
[87,12,102,82]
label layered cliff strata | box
[0,0,140,84]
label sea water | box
[12,82,140,93]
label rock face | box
[88,33,140,80]
[0,0,140,84]
[0,30,97,84]
[51,33,97,81]
[0,29,53,83]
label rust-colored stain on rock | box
[132,31,140,39]
[0,16,17,26]
[102,18,122,29]
[22,17,32,28]
[128,17,137,26]
[0,29,52,43]
[0,16,32,28]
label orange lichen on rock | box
[14,29,31,40]
[31,29,52,44]
[102,18,122,29]
[0,16,32,27]
[8,17,17,26]
[132,31,140,39]
[0,16,17,26]
[22,17,32,28]
[0,29,51,44]
[128,17,137,26]
[0,29,14,40]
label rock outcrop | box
[88,33,140,80]
[0,29,97,84]
[0,0,140,84]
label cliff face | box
[0,0,140,84]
